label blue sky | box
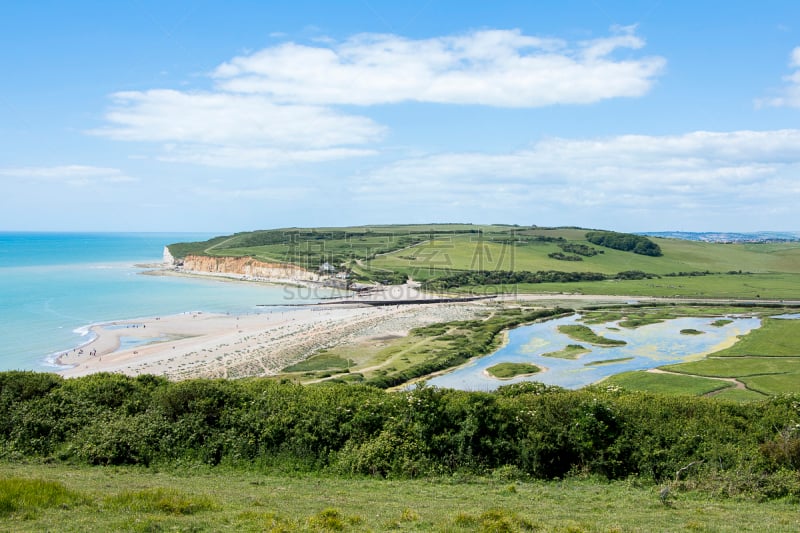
[2,1,799,233]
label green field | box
[712,318,800,356]
[458,272,800,299]
[604,371,734,396]
[3,463,799,532]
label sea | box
[0,232,330,372]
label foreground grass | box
[1,463,799,532]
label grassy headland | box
[167,224,800,299]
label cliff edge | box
[176,254,321,284]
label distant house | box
[319,262,337,274]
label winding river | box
[428,314,762,391]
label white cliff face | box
[163,246,176,265]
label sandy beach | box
[57,284,489,379]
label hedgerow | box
[1,371,799,499]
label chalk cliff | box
[178,254,320,282]
[162,246,175,265]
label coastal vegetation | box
[344,307,569,389]
[584,356,634,366]
[557,324,627,346]
[3,371,800,488]
[541,344,589,359]
[485,362,541,378]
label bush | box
[585,231,662,256]
[2,371,800,498]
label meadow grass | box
[1,463,799,532]
[710,387,768,402]
[741,371,800,395]
[371,231,800,278]
[603,371,733,396]
[0,478,86,520]
[664,357,800,378]
[712,318,800,356]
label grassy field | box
[2,463,799,532]
[712,318,800,356]
[458,272,800,299]
[603,371,734,396]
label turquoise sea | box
[0,233,328,371]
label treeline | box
[1,371,799,498]
[424,270,656,290]
[548,252,583,261]
[585,231,662,256]
[559,243,602,256]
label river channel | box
[428,314,762,391]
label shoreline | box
[56,296,489,380]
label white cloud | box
[353,130,800,218]
[0,165,136,187]
[191,185,315,200]
[756,46,800,108]
[213,27,665,107]
[92,90,384,148]
[90,90,384,167]
[159,144,376,169]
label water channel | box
[428,314,762,391]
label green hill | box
[168,224,800,299]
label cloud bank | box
[354,130,800,221]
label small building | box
[319,262,337,274]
